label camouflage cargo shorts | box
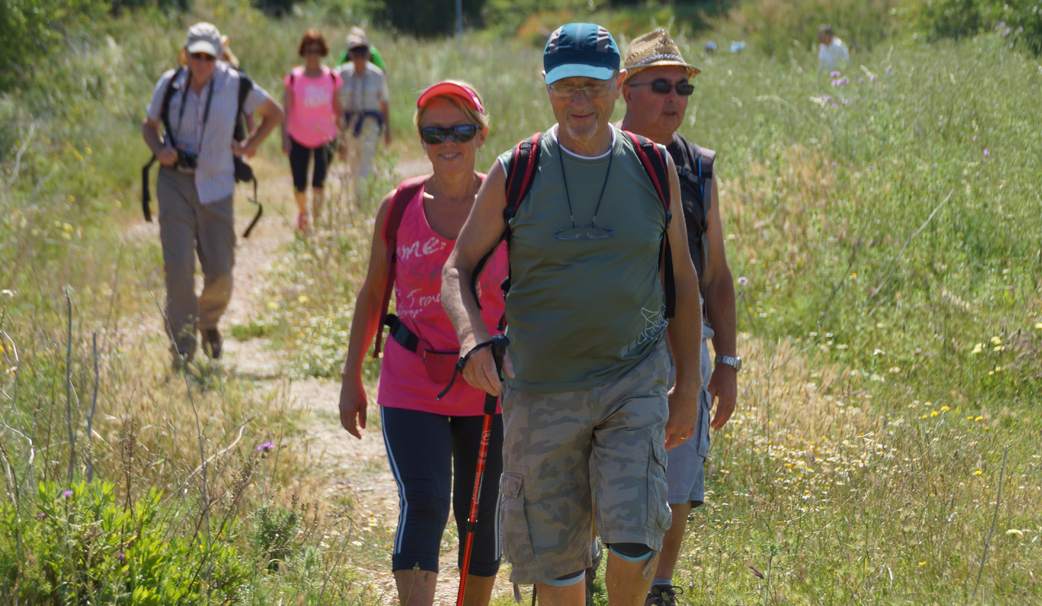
[498,339,672,584]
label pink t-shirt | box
[376,177,508,416]
[284,66,342,149]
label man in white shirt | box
[818,24,849,72]
[337,30,391,192]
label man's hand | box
[664,385,699,451]
[157,145,179,167]
[337,376,368,439]
[707,365,737,429]
[232,138,257,158]
[460,344,515,397]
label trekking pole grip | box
[486,334,510,415]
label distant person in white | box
[818,24,849,71]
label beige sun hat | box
[622,28,701,82]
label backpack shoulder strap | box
[142,67,185,223]
[503,132,542,220]
[373,175,429,358]
[623,130,676,319]
[234,72,253,142]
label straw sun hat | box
[622,28,701,82]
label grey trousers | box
[157,168,235,357]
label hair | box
[299,29,329,57]
[414,81,490,132]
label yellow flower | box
[971,343,983,355]
[1035,323,1042,330]
[974,470,983,476]
[921,414,928,419]
[918,561,926,567]
[975,416,984,422]
[298,295,309,303]
[930,411,939,417]
[941,406,950,412]
[990,336,1001,345]
[267,301,278,310]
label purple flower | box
[1018,27,1024,33]
[117,551,126,563]
[1002,28,1011,37]
[830,71,841,78]
[983,149,991,158]
[738,277,748,286]
[857,78,865,83]
[61,490,73,499]
[972,135,977,141]
[830,162,837,168]
[843,98,853,105]
[37,512,47,520]
[885,67,893,74]
[867,166,875,171]
[257,441,276,453]
[831,103,839,109]
[822,95,832,103]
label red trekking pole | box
[456,334,509,606]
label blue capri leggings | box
[381,406,504,577]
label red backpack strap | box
[503,132,542,220]
[624,130,676,319]
[373,175,428,358]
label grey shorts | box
[665,330,713,506]
[499,339,672,584]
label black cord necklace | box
[556,132,614,239]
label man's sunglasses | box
[630,79,695,96]
[419,125,480,144]
[189,52,217,62]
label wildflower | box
[975,416,984,422]
[267,301,279,310]
[257,441,276,453]
[61,490,73,499]
[830,71,841,78]
[918,561,926,567]
[298,295,309,304]
[930,411,939,417]
[974,470,983,476]
[737,276,748,286]
[1035,323,1042,330]
[971,343,983,354]
[983,149,991,158]
[37,512,46,520]
[857,78,865,84]
[117,551,126,563]
[941,406,950,412]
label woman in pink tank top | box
[281,29,343,231]
[337,82,506,606]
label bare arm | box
[663,153,704,450]
[441,161,512,395]
[337,191,395,438]
[141,118,179,166]
[701,173,738,429]
[234,97,284,158]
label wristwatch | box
[715,354,742,372]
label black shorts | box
[288,138,332,192]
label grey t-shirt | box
[500,126,668,393]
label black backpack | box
[141,67,263,238]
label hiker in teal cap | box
[443,22,705,606]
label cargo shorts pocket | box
[499,473,536,565]
[646,441,672,532]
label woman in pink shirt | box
[281,29,343,231]
[337,82,507,606]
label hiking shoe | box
[202,328,223,360]
[585,538,603,606]
[645,585,683,606]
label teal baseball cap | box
[543,23,621,84]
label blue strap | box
[345,110,385,137]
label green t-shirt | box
[500,126,668,393]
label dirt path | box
[213,155,513,604]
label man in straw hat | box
[336,27,391,192]
[443,22,705,606]
[618,28,738,606]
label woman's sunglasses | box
[419,125,480,144]
[630,79,695,96]
[189,52,217,62]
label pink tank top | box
[376,177,508,416]
[284,66,342,149]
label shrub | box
[917,0,1042,54]
[733,0,900,56]
[0,0,108,92]
[381,0,489,35]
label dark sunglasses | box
[631,79,695,96]
[349,46,369,56]
[303,46,324,55]
[189,52,217,62]
[419,125,480,144]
